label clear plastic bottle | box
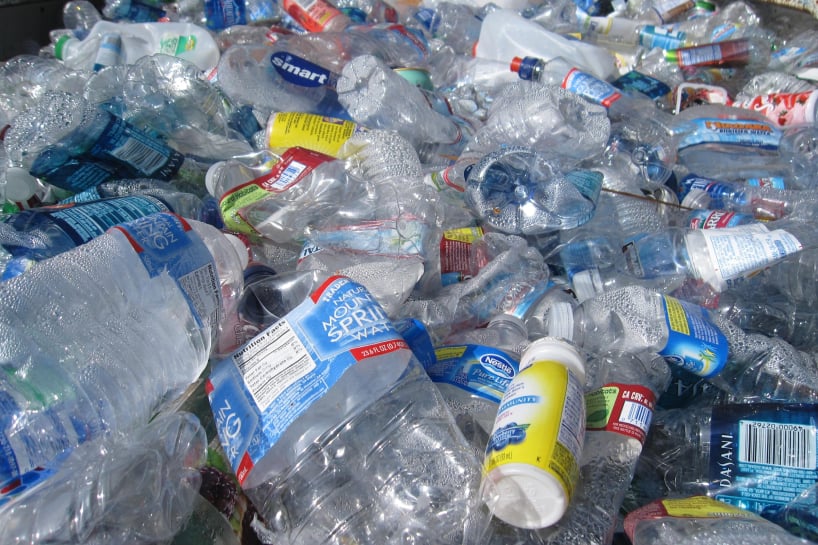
[0,186,210,280]
[625,496,814,545]
[61,0,104,39]
[0,411,206,544]
[207,275,483,545]
[3,91,189,195]
[426,314,530,456]
[0,212,244,487]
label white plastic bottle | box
[481,336,587,529]
[474,8,618,81]
[53,20,221,71]
[0,212,245,487]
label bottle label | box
[439,226,484,285]
[266,112,362,157]
[93,33,123,72]
[218,147,336,235]
[585,382,655,444]
[426,166,467,193]
[624,496,758,541]
[281,0,344,32]
[686,209,753,229]
[651,0,693,22]
[639,25,686,50]
[111,212,221,330]
[658,295,729,378]
[307,216,429,257]
[746,176,786,189]
[731,91,818,127]
[485,359,585,501]
[562,68,623,108]
[687,224,804,290]
[430,344,519,404]
[612,70,672,101]
[672,39,752,68]
[676,117,781,152]
[32,195,171,246]
[207,276,406,485]
[271,51,336,88]
[159,34,199,56]
[204,0,247,30]
[708,403,818,514]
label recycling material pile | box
[3,0,818,543]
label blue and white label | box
[710,403,818,514]
[271,51,335,87]
[563,68,622,108]
[639,25,686,50]
[428,344,519,404]
[112,212,221,330]
[613,70,672,100]
[677,117,782,152]
[207,276,408,485]
[659,295,729,378]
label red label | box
[236,452,255,486]
[350,339,409,361]
[623,499,670,540]
[586,383,656,444]
[732,90,817,126]
[259,147,335,193]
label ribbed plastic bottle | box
[0,212,245,489]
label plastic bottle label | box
[672,40,752,68]
[204,0,247,30]
[91,115,185,179]
[485,360,585,501]
[21,195,171,246]
[651,0,693,22]
[612,71,672,101]
[282,0,344,32]
[207,276,406,485]
[93,33,123,72]
[439,226,484,285]
[658,295,729,378]
[688,223,804,290]
[266,112,363,157]
[686,209,753,229]
[585,383,655,444]
[746,176,786,189]
[429,344,519,404]
[639,26,686,50]
[676,117,781,152]
[562,68,623,108]
[708,403,818,514]
[218,147,336,235]
[624,496,757,540]
[731,91,818,127]
[308,216,429,257]
[271,51,336,87]
[159,34,198,56]
[112,213,221,330]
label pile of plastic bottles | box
[3,0,818,542]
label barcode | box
[739,420,817,469]
[620,401,653,432]
[271,161,307,191]
[111,137,170,176]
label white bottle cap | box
[204,161,225,197]
[680,188,712,209]
[544,301,576,343]
[223,232,250,270]
[4,167,38,202]
[519,336,585,382]
[482,462,569,529]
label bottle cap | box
[204,161,224,197]
[4,167,38,202]
[53,34,76,61]
[680,188,713,209]
[223,232,250,270]
[571,269,602,302]
[482,462,568,529]
[487,313,527,336]
[544,301,576,342]
[519,336,585,382]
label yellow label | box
[266,112,358,157]
[434,346,468,361]
[663,295,690,335]
[442,226,483,244]
[661,496,758,519]
[484,360,584,500]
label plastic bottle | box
[481,336,587,529]
[3,91,190,195]
[0,187,209,280]
[0,212,245,487]
[625,496,814,545]
[207,275,483,545]
[279,0,352,32]
[473,8,618,81]
[635,402,818,518]
[415,2,485,56]
[426,314,529,455]
[102,0,170,23]
[61,0,104,39]
[463,146,604,235]
[664,37,772,72]
[51,20,221,71]
[0,411,206,544]
[204,0,247,30]
[578,12,689,51]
